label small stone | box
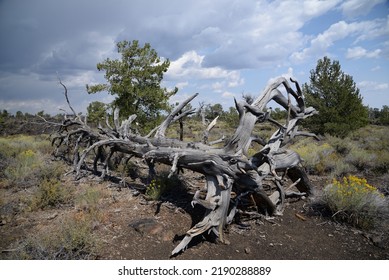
[129,218,163,236]
[245,247,251,254]
[162,230,175,242]
[131,190,140,196]
[371,235,384,248]
[47,212,58,220]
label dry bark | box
[50,77,318,256]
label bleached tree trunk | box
[51,77,318,256]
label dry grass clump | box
[10,215,97,260]
[74,186,110,225]
[29,179,74,210]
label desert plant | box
[0,135,59,189]
[11,215,96,260]
[145,173,180,200]
[345,148,377,172]
[323,175,387,229]
[31,179,73,210]
[292,139,336,175]
[146,178,167,200]
[3,149,42,188]
[74,187,109,225]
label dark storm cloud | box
[0,0,388,114]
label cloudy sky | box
[0,0,388,115]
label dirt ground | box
[1,171,388,260]
[98,177,389,260]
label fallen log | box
[50,77,318,255]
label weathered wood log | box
[49,77,318,256]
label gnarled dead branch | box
[50,76,318,256]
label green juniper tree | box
[86,101,107,126]
[303,56,368,138]
[86,40,177,132]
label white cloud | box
[166,50,243,87]
[0,99,59,114]
[61,71,101,89]
[303,0,343,17]
[358,81,389,91]
[222,91,236,99]
[175,82,189,90]
[346,47,382,59]
[341,0,386,18]
[267,67,295,86]
[291,19,387,62]
[211,81,224,92]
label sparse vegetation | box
[0,135,61,188]
[0,116,388,259]
[290,125,389,177]
[30,178,74,210]
[145,172,181,201]
[75,187,109,224]
[11,215,97,260]
[323,175,388,229]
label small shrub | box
[31,179,73,210]
[375,151,389,174]
[292,139,336,175]
[345,148,377,172]
[116,160,139,179]
[145,173,180,200]
[146,178,167,200]
[323,175,388,229]
[331,160,356,177]
[57,214,96,259]
[326,134,352,155]
[3,149,42,188]
[0,135,58,189]
[11,215,96,260]
[37,160,66,181]
[74,187,108,224]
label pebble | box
[47,212,58,220]
[131,190,140,196]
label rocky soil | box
[1,171,388,260]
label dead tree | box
[51,77,318,255]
